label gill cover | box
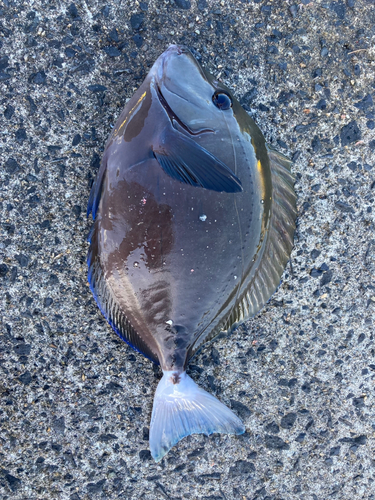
[152,45,242,193]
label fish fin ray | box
[87,224,159,364]
[232,144,297,320]
[87,155,108,219]
[150,371,244,462]
[188,145,297,358]
[153,129,243,193]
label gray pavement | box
[1,0,375,499]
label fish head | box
[150,44,245,134]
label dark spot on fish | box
[174,337,188,349]
[170,373,181,384]
[122,90,152,142]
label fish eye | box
[212,90,232,110]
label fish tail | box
[149,370,245,462]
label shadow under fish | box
[87,45,297,462]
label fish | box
[87,45,297,462]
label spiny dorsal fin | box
[188,145,297,358]
[226,144,297,326]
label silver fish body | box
[87,45,297,461]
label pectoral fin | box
[152,129,242,193]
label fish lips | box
[154,44,193,83]
[152,45,231,134]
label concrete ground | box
[1,0,375,498]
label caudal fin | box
[149,371,245,462]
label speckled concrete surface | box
[1,0,375,499]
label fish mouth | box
[164,44,187,56]
[156,44,208,86]
[155,83,213,137]
[155,45,187,83]
[153,44,221,136]
[160,44,189,62]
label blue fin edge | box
[87,253,159,365]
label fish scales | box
[87,45,297,461]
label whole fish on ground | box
[87,45,297,462]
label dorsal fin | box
[188,145,297,359]
[224,144,296,328]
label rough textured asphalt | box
[1,0,375,499]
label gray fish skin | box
[87,45,297,461]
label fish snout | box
[164,44,187,57]
[153,45,192,84]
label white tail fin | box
[149,370,245,462]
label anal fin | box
[87,155,107,219]
[87,224,159,364]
